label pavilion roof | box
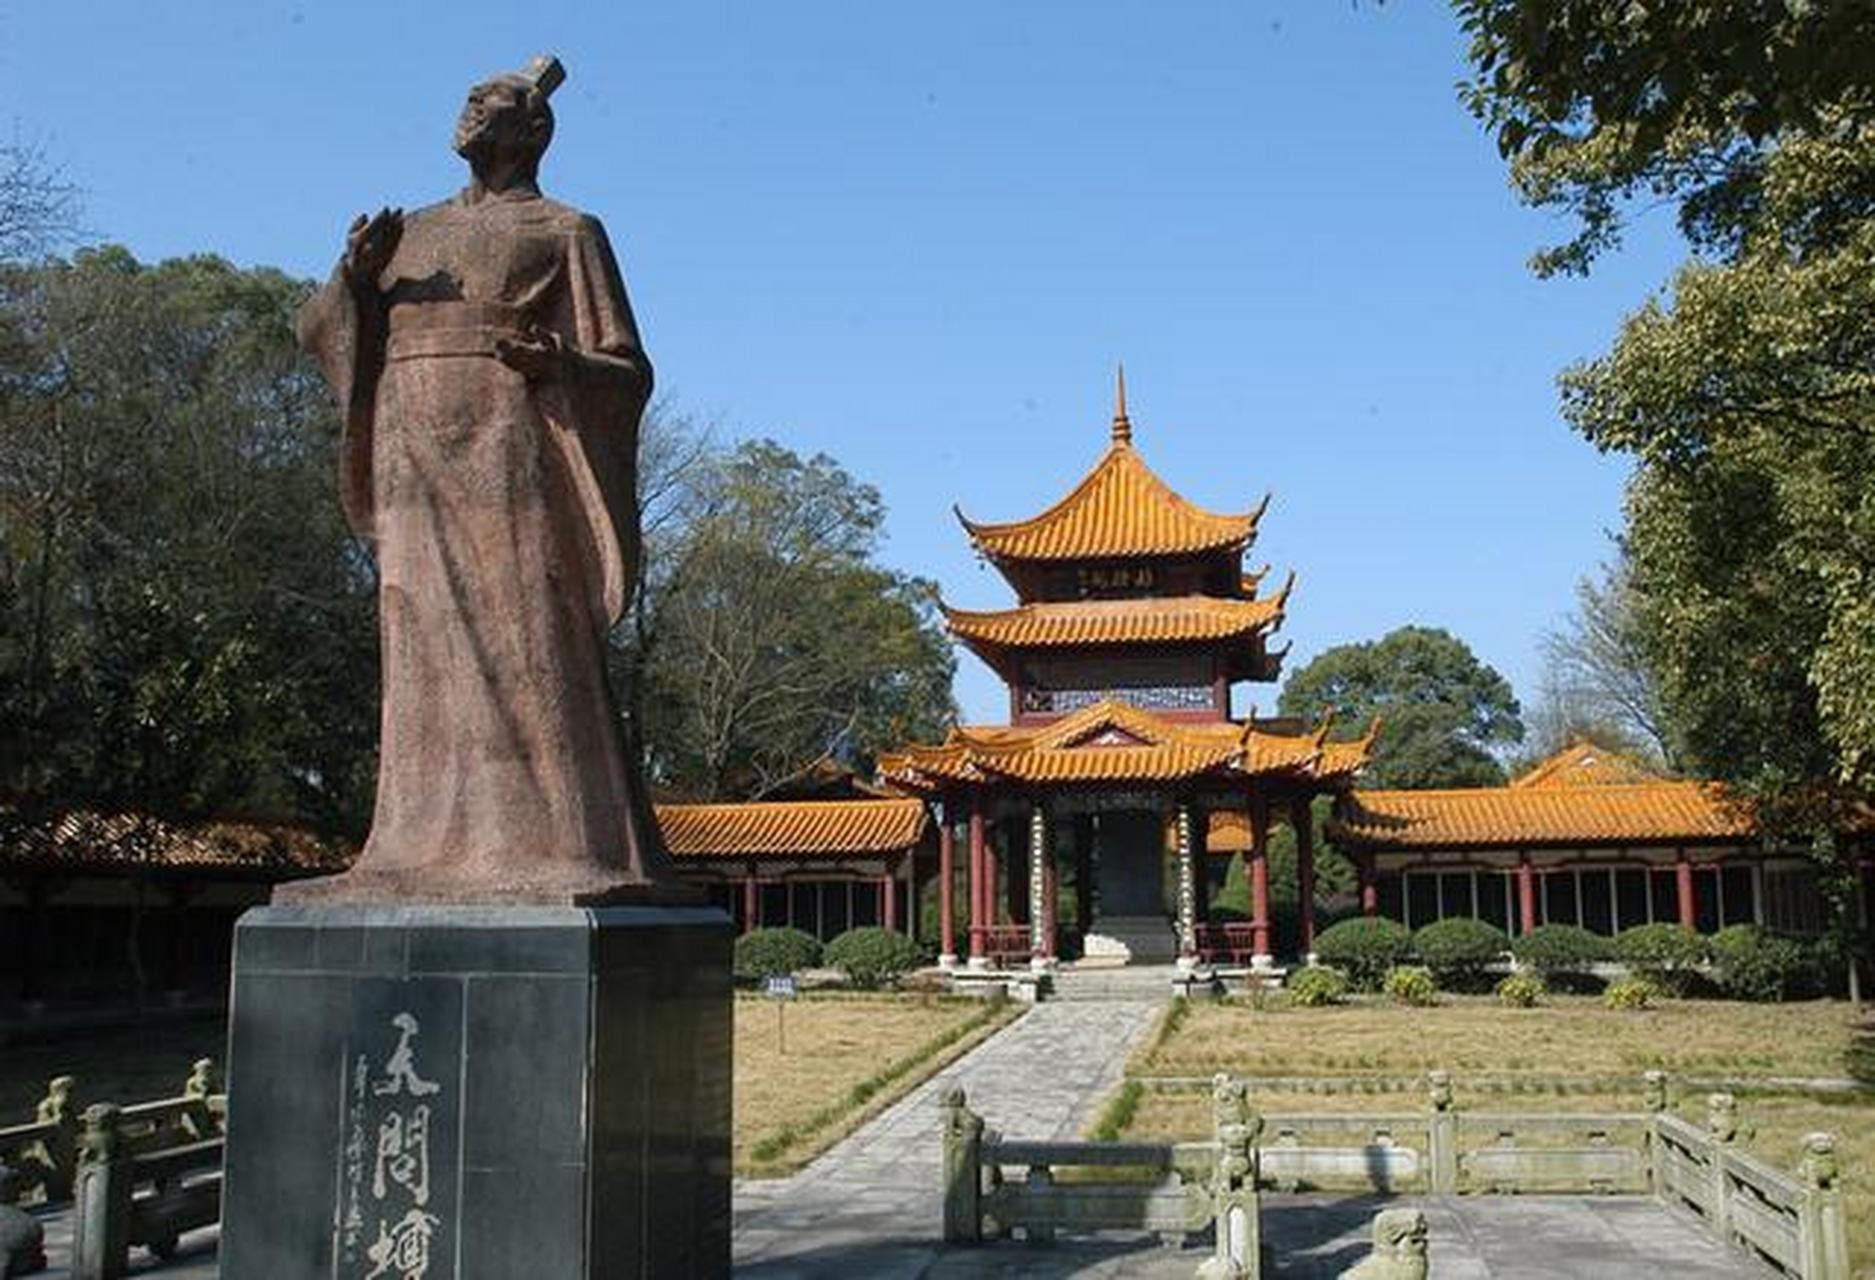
[655,798,927,859]
[1330,782,1754,851]
[956,375,1265,564]
[876,699,1373,792]
[943,585,1289,655]
[1510,741,1664,789]
[0,809,354,876]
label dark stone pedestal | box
[219,903,731,1279]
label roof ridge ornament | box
[1111,363,1132,445]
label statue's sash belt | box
[385,301,535,362]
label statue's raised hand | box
[342,207,403,292]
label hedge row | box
[1310,917,1824,1001]
[733,925,925,988]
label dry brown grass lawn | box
[734,992,1018,1176]
[1135,996,1871,1081]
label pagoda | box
[880,373,1372,970]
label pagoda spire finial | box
[1111,363,1132,445]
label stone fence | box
[1,1060,226,1280]
[939,1069,1850,1280]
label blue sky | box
[3,1,1687,727]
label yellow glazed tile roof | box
[1330,782,1753,850]
[1510,741,1664,789]
[943,590,1287,651]
[876,700,1372,791]
[956,441,1265,563]
[0,809,355,874]
[656,799,927,858]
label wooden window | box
[1544,871,1579,927]
[1614,870,1648,931]
[1476,872,1510,931]
[1721,865,1756,927]
[1580,868,1614,935]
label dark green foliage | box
[1508,924,1612,978]
[1213,853,1249,920]
[732,927,822,979]
[1382,965,1438,1007]
[824,926,923,989]
[626,436,956,800]
[1613,924,1709,996]
[1278,626,1522,789]
[0,248,377,834]
[1456,0,1875,981]
[1314,917,1415,992]
[1709,925,1819,1003]
[1412,918,1510,991]
[1287,965,1349,1008]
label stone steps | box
[1051,964,1180,1002]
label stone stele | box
[221,58,731,1280]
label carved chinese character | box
[363,1207,442,1280]
[374,1013,441,1098]
[371,1106,432,1206]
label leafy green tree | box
[0,247,377,833]
[1278,626,1522,788]
[630,438,955,799]
[1455,2,1875,984]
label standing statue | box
[292,56,676,902]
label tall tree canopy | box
[1456,2,1875,816]
[1277,626,1523,789]
[1527,556,1677,770]
[0,247,378,833]
[625,438,956,800]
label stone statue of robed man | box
[292,55,677,902]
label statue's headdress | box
[518,55,566,101]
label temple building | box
[1329,741,1835,938]
[870,375,1372,968]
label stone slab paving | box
[733,991,1165,1275]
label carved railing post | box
[1197,1073,1261,1280]
[1796,1133,1850,1280]
[70,1104,131,1280]
[181,1057,218,1139]
[1705,1092,1737,1244]
[1427,1070,1456,1195]
[939,1085,983,1244]
[1641,1071,1668,1197]
[1336,1207,1428,1280]
[34,1075,77,1202]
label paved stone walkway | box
[733,987,1165,1275]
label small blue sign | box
[764,974,797,1000]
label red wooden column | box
[938,802,956,963]
[1676,849,1697,930]
[742,872,758,935]
[968,796,987,962]
[1249,795,1272,958]
[1359,854,1379,918]
[1291,795,1317,954]
[1517,853,1537,936]
[881,863,898,931]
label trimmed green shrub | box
[1508,924,1612,977]
[1604,976,1657,1010]
[824,926,924,988]
[1412,918,1510,991]
[1382,965,1439,1006]
[1288,965,1350,1007]
[1314,917,1415,991]
[734,927,822,979]
[1709,925,1817,1002]
[1495,971,1545,1007]
[1614,923,1708,995]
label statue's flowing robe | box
[300,189,668,896]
